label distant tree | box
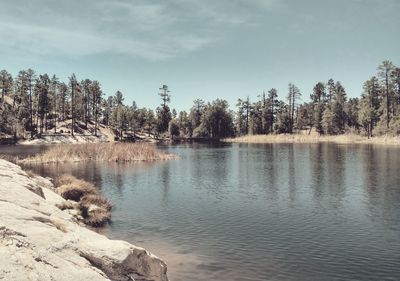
[157,85,172,133]
[68,74,79,136]
[391,67,400,117]
[26,69,36,138]
[91,81,102,136]
[0,70,13,103]
[58,82,68,122]
[287,83,301,133]
[81,79,92,127]
[198,99,234,138]
[346,98,359,132]
[177,110,190,137]
[172,108,177,119]
[267,88,278,133]
[49,75,59,133]
[331,81,347,133]
[111,91,125,139]
[35,74,51,136]
[358,77,380,137]
[189,99,205,131]
[257,91,269,134]
[236,97,252,135]
[296,102,314,133]
[311,82,326,134]
[274,100,290,133]
[168,119,180,139]
[146,109,156,137]
[377,60,395,128]
[326,78,335,103]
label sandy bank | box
[223,134,400,145]
[0,159,169,281]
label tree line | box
[233,60,400,138]
[0,60,399,141]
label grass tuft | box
[54,174,77,187]
[54,174,112,227]
[57,181,97,201]
[82,208,111,227]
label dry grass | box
[57,182,97,201]
[80,194,112,211]
[54,174,77,187]
[223,133,400,145]
[54,174,112,227]
[18,142,177,164]
[82,208,111,227]
[78,194,112,227]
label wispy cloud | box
[0,0,280,61]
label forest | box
[0,60,399,141]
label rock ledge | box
[0,159,168,281]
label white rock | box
[0,159,169,281]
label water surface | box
[3,143,400,281]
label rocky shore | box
[0,159,169,281]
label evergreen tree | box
[267,88,278,133]
[377,60,395,128]
[311,82,326,134]
[0,70,13,103]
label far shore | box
[223,133,400,145]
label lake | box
[2,143,400,281]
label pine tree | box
[377,60,395,128]
[311,82,326,134]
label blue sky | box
[0,0,399,111]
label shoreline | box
[0,159,169,281]
[223,134,400,145]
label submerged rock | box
[0,159,169,281]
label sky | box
[0,0,399,111]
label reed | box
[19,143,177,164]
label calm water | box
[2,143,400,281]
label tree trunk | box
[71,84,75,137]
[29,86,33,139]
[386,72,390,128]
